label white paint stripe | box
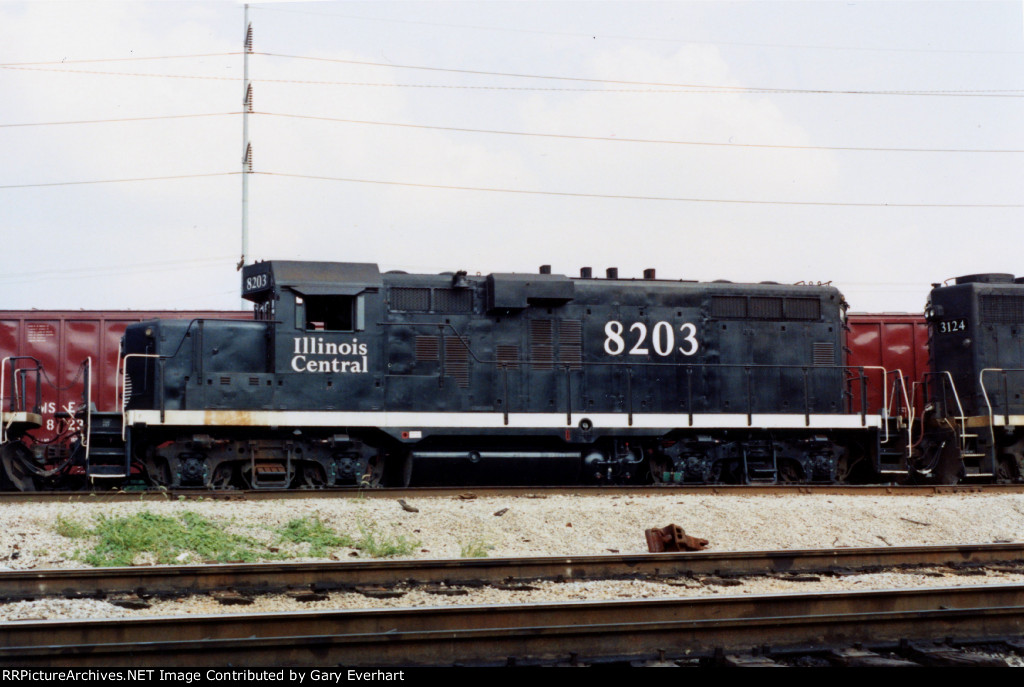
[126,409,881,430]
[991,416,1024,427]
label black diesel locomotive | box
[108,261,891,489]
[916,273,1024,484]
[7,262,1024,489]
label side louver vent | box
[813,342,835,366]
[415,336,440,361]
[444,336,470,387]
[529,320,554,370]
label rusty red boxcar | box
[0,311,250,443]
[846,313,928,418]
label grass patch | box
[354,524,420,558]
[54,514,90,539]
[275,516,351,557]
[459,538,495,558]
[74,510,280,567]
[57,509,420,566]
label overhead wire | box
[255,112,1024,154]
[253,52,1024,96]
[0,172,239,190]
[254,171,1024,209]
[4,167,1019,208]
[5,110,1021,153]
[0,112,240,128]
[3,61,1022,97]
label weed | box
[460,538,495,558]
[54,514,90,539]
[77,510,281,567]
[275,516,351,557]
[355,523,420,558]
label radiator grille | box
[434,288,473,313]
[981,295,1024,324]
[786,298,821,320]
[391,287,430,311]
[749,297,783,319]
[711,296,746,318]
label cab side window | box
[295,294,364,331]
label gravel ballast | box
[2,491,1024,620]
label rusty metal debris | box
[645,524,708,552]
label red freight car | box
[846,313,929,418]
[0,311,250,443]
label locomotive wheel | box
[359,454,385,489]
[648,455,672,483]
[210,463,234,489]
[301,463,328,489]
[933,439,964,485]
[142,457,172,488]
[0,443,37,491]
[996,456,1020,483]
[777,460,804,484]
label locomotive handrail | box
[919,370,969,453]
[402,353,890,429]
[0,356,43,444]
[82,357,92,461]
[117,353,165,441]
[853,366,895,440]
[434,357,891,430]
[882,369,911,450]
[980,368,1024,451]
[388,320,885,386]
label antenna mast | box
[239,4,253,271]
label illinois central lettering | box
[291,336,369,373]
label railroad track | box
[4,544,1024,666]
[4,583,1024,666]
[2,543,1024,602]
[0,482,1018,502]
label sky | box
[1,0,1022,312]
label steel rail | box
[4,584,1024,666]
[2,543,1022,602]
[0,482,1019,502]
